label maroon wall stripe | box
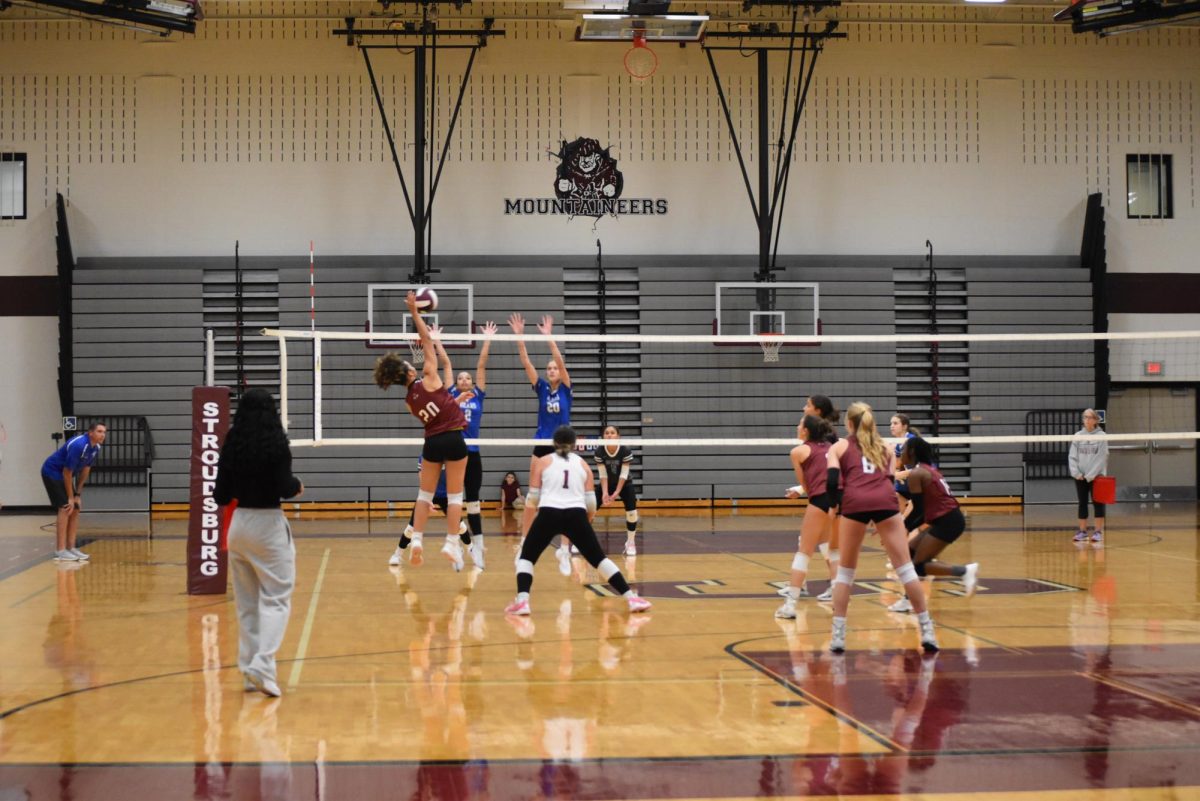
[1108,274,1200,314]
[0,276,57,316]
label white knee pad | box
[447,492,464,506]
[417,489,435,505]
[597,558,620,580]
[516,558,534,575]
[791,552,810,572]
[818,542,830,559]
[466,501,481,515]
[626,510,639,525]
[895,562,919,584]
[526,488,540,508]
[833,566,857,586]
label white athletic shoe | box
[70,548,90,560]
[505,597,531,616]
[570,544,580,555]
[888,597,914,613]
[627,594,652,613]
[778,583,809,598]
[469,536,485,570]
[920,619,940,653]
[963,562,979,596]
[556,545,572,576]
[53,550,80,562]
[830,620,847,654]
[388,547,403,567]
[775,599,798,619]
[624,542,637,556]
[816,586,834,602]
[441,540,464,572]
[245,671,282,698]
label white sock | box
[917,611,931,625]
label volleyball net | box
[252,327,1200,501]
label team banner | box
[187,386,231,595]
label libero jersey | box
[404,379,466,436]
[538,452,590,510]
[594,445,634,485]
[449,387,485,453]
[534,378,572,438]
[839,437,899,515]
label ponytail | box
[847,402,890,471]
[552,425,577,460]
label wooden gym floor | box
[2,503,1200,800]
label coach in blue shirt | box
[41,422,107,562]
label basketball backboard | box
[367,284,475,349]
[576,12,708,41]
[714,282,820,340]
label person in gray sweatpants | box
[214,388,304,698]
[1068,408,1108,544]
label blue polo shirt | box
[42,434,101,479]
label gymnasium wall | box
[68,255,1092,503]
[0,1,1192,503]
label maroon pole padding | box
[187,386,231,595]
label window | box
[0,153,26,220]
[1126,154,1173,219]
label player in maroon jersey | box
[887,436,979,612]
[373,290,470,572]
[825,402,938,654]
[776,414,838,619]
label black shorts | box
[532,445,555,458]
[927,507,966,544]
[423,430,468,463]
[843,509,900,525]
[597,482,637,510]
[42,473,70,509]
[807,493,832,513]
[894,482,912,500]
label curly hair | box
[220,388,290,468]
[374,353,413,390]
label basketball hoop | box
[759,333,783,363]
[624,32,658,81]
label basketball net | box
[406,337,425,364]
[759,334,783,363]
[624,32,658,81]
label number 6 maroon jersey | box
[405,379,467,436]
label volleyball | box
[413,287,439,313]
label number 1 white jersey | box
[538,452,591,510]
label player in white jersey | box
[505,426,651,616]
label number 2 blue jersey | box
[449,387,486,453]
[534,378,572,439]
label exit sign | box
[1144,360,1165,376]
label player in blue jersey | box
[41,421,107,561]
[448,320,496,569]
[509,312,574,575]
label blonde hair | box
[846,402,890,472]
